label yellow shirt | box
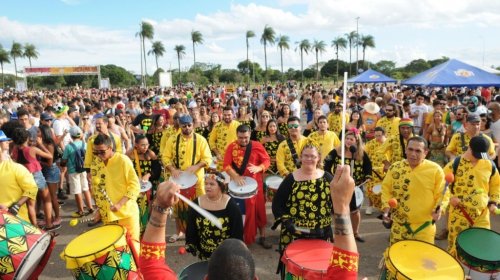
[376,117,401,138]
[84,132,123,187]
[0,160,38,222]
[327,112,349,136]
[382,160,444,224]
[159,126,181,156]
[381,134,413,163]
[276,136,308,176]
[308,130,340,162]
[365,138,390,177]
[209,120,240,154]
[446,133,496,158]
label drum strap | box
[286,139,301,169]
[403,221,431,236]
[175,134,197,168]
[133,148,143,178]
[231,141,253,175]
[373,170,383,180]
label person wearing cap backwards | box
[209,106,240,171]
[0,130,38,224]
[441,136,499,257]
[162,114,212,243]
[446,114,496,162]
[381,136,445,245]
[381,118,415,171]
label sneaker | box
[365,206,373,215]
[71,211,86,218]
[44,224,61,232]
[258,237,272,249]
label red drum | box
[281,239,333,280]
[170,171,198,199]
[0,210,55,280]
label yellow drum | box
[61,225,140,280]
[381,240,464,279]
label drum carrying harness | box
[175,134,197,168]
[231,141,253,175]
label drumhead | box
[387,240,464,279]
[140,181,153,192]
[15,232,52,279]
[354,187,364,208]
[456,228,500,268]
[178,261,208,280]
[282,239,333,278]
[265,175,283,190]
[170,172,198,189]
[228,177,258,196]
[372,184,382,194]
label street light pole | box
[356,17,360,74]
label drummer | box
[185,171,243,259]
[162,114,212,243]
[364,127,389,215]
[209,106,240,171]
[276,116,308,177]
[223,124,272,248]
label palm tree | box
[137,21,154,86]
[10,42,23,79]
[312,40,326,80]
[296,39,311,82]
[331,37,347,82]
[276,35,290,77]
[359,34,375,69]
[245,30,255,79]
[174,45,186,81]
[191,30,203,67]
[23,43,39,68]
[260,25,276,72]
[345,31,358,76]
[0,45,10,88]
[148,41,166,70]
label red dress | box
[223,140,270,245]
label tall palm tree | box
[148,41,166,70]
[10,42,23,79]
[276,35,290,77]
[0,45,10,88]
[260,25,276,72]
[312,40,326,80]
[245,30,255,78]
[345,31,358,76]
[137,21,154,86]
[174,45,186,81]
[23,43,39,68]
[331,37,347,82]
[296,39,311,82]
[359,34,375,69]
[191,30,203,67]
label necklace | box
[206,194,223,204]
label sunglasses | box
[288,124,300,129]
[93,147,109,155]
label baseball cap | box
[466,114,481,123]
[469,136,489,160]
[178,115,193,125]
[0,130,11,142]
[40,112,53,121]
[144,101,152,108]
[69,126,82,138]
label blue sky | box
[1,0,499,75]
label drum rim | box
[228,176,258,190]
[63,224,125,259]
[178,260,209,277]
[282,239,334,276]
[387,239,465,279]
[14,232,52,278]
[170,172,198,189]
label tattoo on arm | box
[148,216,166,227]
[333,213,353,236]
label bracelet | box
[152,204,170,214]
[148,217,166,227]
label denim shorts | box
[42,163,61,184]
[33,171,47,190]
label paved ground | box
[37,197,499,280]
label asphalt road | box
[36,196,500,280]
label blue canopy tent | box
[347,69,397,84]
[402,59,500,87]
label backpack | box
[69,142,86,173]
[450,156,497,194]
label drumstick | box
[340,72,348,166]
[100,187,114,207]
[435,173,454,212]
[357,180,369,188]
[69,216,95,227]
[174,192,222,230]
[295,227,311,234]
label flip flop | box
[168,233,185,243]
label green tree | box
[23,43,39,68]
[312,40,326,80]
[148,41,166,71]
[331,36,347,82]
[219,69,242,83]
[296,39,311,82]
[137,21,154,86]
[174,45,186,81]
[428,56,449,67]
[10,41,23,79]
[345,31,358,76]
[260,25,276,72]
[276,35,290,78]
[191,30,204,66]
[359,34,375,69]
[100,64,138,87]
[372,60,396,76]
[404,59,431,73]
[0,45,10,88]
[245,30,255,80]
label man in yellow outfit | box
[381,118,415,171]
[381,136,444,245]
[376,103,401,139]
[364,127,389,214]
[327,103,349,136]
[442,136,499,257]
[307,115,340,162]
[162,114,212,242]
[276,116,308,177]
[209,107,239,171]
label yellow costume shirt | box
[84,132,123,188]
[307,131,340,162]
[446,133,495,158]
[209,120,240,169]
[276,136,308,176]
[159,126,181,156]
[381,134,413,163]
[376,117,401,138]
[327,112,349,136]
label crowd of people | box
[0,82,499,279]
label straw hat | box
[363,102,380,114]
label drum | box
[170,171,198,199]
[0,210,54,280]
[61,225,140,280]
[178,261,208,280]
[140,180,152,193]
[281,239,333,280]
[264,175,283,202]
[228,176,258,199]
[456,228,500,280]
[381,240,464,280]
[354,186,364,208]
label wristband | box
[152,204,170,214]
